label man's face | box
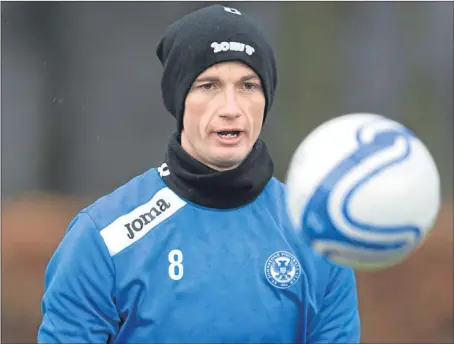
[181,61,266,171]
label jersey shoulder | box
[78,166,188,256]
[81,166,167,230]
[262,176,293,206]
[258,177,289,220]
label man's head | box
[157,5,277,170]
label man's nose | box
[218,88,241,119]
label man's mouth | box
[217,130,241,138]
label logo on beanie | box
[211,41,255,56]
[223,6,241,15]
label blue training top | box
[38,166,360,343]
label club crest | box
[264,251,301,289]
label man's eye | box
[243,82,260,90]
[198,83,214,90]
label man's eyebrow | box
[240,74,260,82]
[193,74,260,83]
[194,76,220,83]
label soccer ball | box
[285,113,441,270]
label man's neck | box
[160,131,274,209]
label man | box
[38,5,360,343]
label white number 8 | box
[168,249,184,280]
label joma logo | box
[125,198,171,239]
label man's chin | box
[208,155,245,171]
[203,145,254,171]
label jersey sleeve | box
[38,212,121,343]
[307,265,361,344]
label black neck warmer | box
[161,132,274,209]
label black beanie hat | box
[156,4,277,132]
